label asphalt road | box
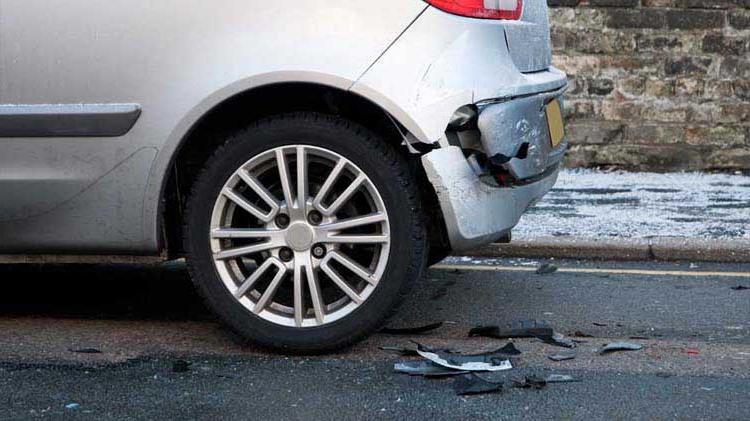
[0,258,748,420]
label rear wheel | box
[184,113,427,352]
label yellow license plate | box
[545,99,565,147]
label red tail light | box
[426,0,523,20]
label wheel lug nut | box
[308,211,323,226]
[312,244,327,259]
[275,214,290,228]
[279,247,294,262]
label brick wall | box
[549,0,750,171]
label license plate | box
[545,99,565,147]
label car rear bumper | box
[422,85,567,252]
[423,146,559,252]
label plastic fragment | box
[536,263,558,275]
[730,285,749,291]
[172,360,192,373]
[69,347,101,354]
[416,345,513,372]
[453,374,503,396]
[65,403,80,410]
[548,350,577,361]
[545,374,580,383]
[599,342,643,354]
[469,320,553,340]
[381,322,444,335]
[394,361,468,377]
[539,332,576,349]
[512,376,547,389]
[573,331,593,338]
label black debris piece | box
[599,342,643,354]
[573,331,594,338]
[394,361,469,377]
[172,360,192,373]
[469,321,573,348]
[380,346,420,357]
[512,376,547,390]
[548,350,577,362]
[469,320,553,340]
[593,322,608,327]
[629,336,650,340]
[381,322,444,335]
[731,285,749,291]
[536,263,558,275]
[656,372,674,378]
[68,348,102,354]
[453,374,503,396]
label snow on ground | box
[514,169,750,240]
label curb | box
[468,237,750,264]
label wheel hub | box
[285,221,314,252]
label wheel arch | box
[155,80,441,258]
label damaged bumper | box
[423,87,567,252]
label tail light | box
[426,0,523,20]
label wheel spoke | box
[313,158,346,213]
[214,239,284,260]
[296,146,308,215]
[211,228,280,239]
[237,169,280,217]
[305,260,325,324]
[222,188,273,222]
[324,234,389,244]
[320,260,363,305]
[276,149,294,208]
[234,258,283,299]
[253,263,287,313]
[319,212,387,232]
[323,173,366,216]
[327,251,377,285]
[293,263,304,327]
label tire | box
[184,112,427,353]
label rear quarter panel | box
[0,0,425,253]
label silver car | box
[0,0,566,351]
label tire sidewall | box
[185,114,424,351]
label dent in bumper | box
[478,86,567,180]
[422,146,558,252]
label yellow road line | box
[433,264,750,278]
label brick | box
[702,34,748,55]
[729,10,750,29]
[590,0,639,7]
[665,57,713,76]
[606,10,666,28]
[666,10,725,30]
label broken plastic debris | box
[453,374,503,396]
[65,403,80,410]
[540,332,576,349]
[536,263,558,275]
[684,348,700,356]
[470,321,573,348]
[548,350,577,362]
[545,374,579,383]
[172,360,192,373]
[394,361,468,377]
[68,348,102,354]
[730,285,749,291]
[416,345,513,372]
[512,376,547,390]
[598,342,643,354]
[469,320,553,340]
[381,322,444,335]
[573,331,593,338]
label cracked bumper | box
[422,146,559,252]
